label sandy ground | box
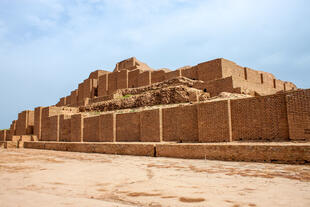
[0,149,309,207]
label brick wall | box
[83,116,100,142]
[197,59,222,82]
[286,89,310,141]
[164,70,181,80]
[151,70,166,84]
[71,114,84,142]
[116,112,140,141]
[98,74,108,97]
[108,72,117,95]
[48,115,59,141]
[140,109,162,142]
[70,90,78,106]
[138,71,151,87]
[231,94,289,141]
[181,66,198,80]
[221,59,245,80]
[78,82,84,103]
[117,70,128,89]
[128,69,141,88]
[162,105,198,142]
[0,130,6,141]
[198,100,231,142]
[34,107,43,140]
[99,113,115,142]
[59,115,71,142]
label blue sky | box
[0,0,309,129]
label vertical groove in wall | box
[159,108,163,142]
[227,100,233,142]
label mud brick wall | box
[89,70,108,79]
[108,72,117,95]
[66,95,71,106]
[128,69,141,88]
[45,115,59,141]
[286,89,310,141]
[99,113,115,142]
[34,107,43,140]
[181,66,198,80]
[275,79,285,90]
[0,130,6,141]
[198,100,231,142]
[151,70,166,84]
[41,107,61,141]
[231,94,289,141]
[137,71,151,87]
[261,72,275,88]
[165,70,181,80]
[197,59,222,82]
[70,90,78,106]
[59,115,71,142]
[116,112,140,141]
[221,59,245,80]
[71,114,84,142]
[117,70,128,89]
[7,121,16,141]
[15,111,27,135]
[162,105,198,142]
[98,74,109,97]
[193,77,235,97]
[284,82,297,91]
[244,68,262,84]
[83,116,100,142]
[83,79,93,99]
[140,109,162,142]
[78,82,84,103]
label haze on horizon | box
[0,0,309,129]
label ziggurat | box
[1,57,309,164]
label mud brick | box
[34,107,43,140]
[181,66,198,80]
[286,89,310,141]
[197,59,222,82]
[117,70,128,89]
[151,70,166,84]
[116,112,140,142]
[99,113,115,142]
[138,71,151,87]
[140,109,161,142]
[71,114,84,142]
[162,105,198,142]
[59,114,72,142]
[0,130,6,141]
[198,100,231,142]
[164,70,181,80]
[108,72,117,95]
[98,74,108,97]
[83,116,100,142]
[128,69,142,88]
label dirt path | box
[0,149,309,207]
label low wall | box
[23,141,310,164]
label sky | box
[0,0,309,129]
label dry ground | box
[0,149,309,207]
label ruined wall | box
[15,110,34,135]
[286,89,310,141]
[138,71,151,87]
[98,74,109,97]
